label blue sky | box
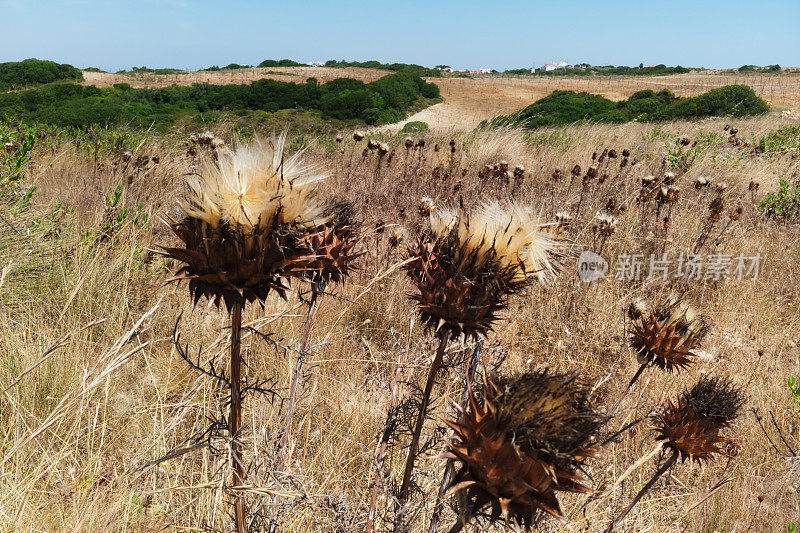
[1,0,798,71]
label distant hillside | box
[0,59,83,91]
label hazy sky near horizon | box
[1,0,798,71]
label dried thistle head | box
[654,376,744,463]
[443,370,604,529]
[295,201,361,287]
[161,135,332,309]
[404,202,565,339]
[629,296,709,372]
[594,213,616,236]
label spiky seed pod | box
[627,298,648,321]
[622,148,631,158]
[608,149,617,159]
[552,169,561,181]
[404,202,564,339]
[695,176,710,189]
[620,157,628,168]
[592,152,597,161]
[729,207,743,221]
[295,202,361,286]
[716,182,728,193]
[598,173,608,184]
[335,134,343,143]
[586,166,598,179]
[748,181,759,192]
[663,171,676,185]
[629,296,709,372]
[708,196,725,221]
[594,213,616,236]
[389,229,403,249]
[405,137,414,148]
[418,196,434,217]
[499,160,509,171]
[654,376,744,463]
[434,144,440,152]
[555,211,572,229]
[353,131,365,141]
[449,139,456,148]
[641,175,656,187]
[417,139,426,148]
[605,198,616,213]
[377,143,389,156]
[367,139,380,150]
[161,136,330,309]
[571,164,581,177]
[443,371,604,529]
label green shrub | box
[400,121,429,134]
[755,125,800,154]
[0,71,439,128]
[759,178,800,220]
[0,58,83,90]
[490,85,769,130]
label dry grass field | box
[81,66,391,88]
[389,72,800,131]
[1,80,800,532]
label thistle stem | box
[603,451,677,532]
[276,288,319,473]
[229,301,247,533]
[428,339,483,533]
[608,362,648,416]
[399,330,452,505]
[366,318,414,533]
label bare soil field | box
[81,66,391,88]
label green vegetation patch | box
[0,72,441,129]
[0,59,83,91]
[489,85,768,130]
[324,60,441,78]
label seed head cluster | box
[654,376,744,463]
[443,370,604,529]
[629,296,709,372]
[162,135,359,309]
[403,202,564,339]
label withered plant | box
[610,296,708,414]
[160,135,358,533]
[398,201,565,509]
[605,376,744,531]
[443,370,605,532]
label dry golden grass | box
[1,112,799,532]
[387,72,800,131]
[81,66,391,89]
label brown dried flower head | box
[161,135,357,309]
[443,370,605,529]
[629,296,709,372]
[654,376,744,463]
[403,202,565,339]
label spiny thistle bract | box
[161,135,358,309]
[443,370,604,529]
[629,296,709,372]
[403,202,564,339]
[654,376,744,463]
